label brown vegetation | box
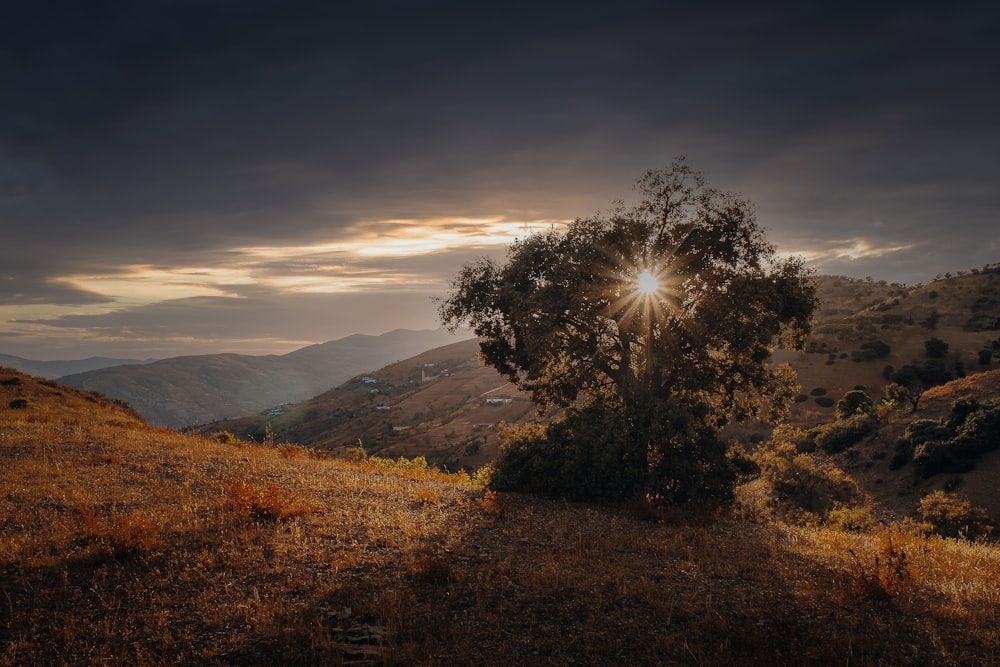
[3,369,1000,665]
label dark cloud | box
[1,0,998,356]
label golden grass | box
[2,369,1000,665]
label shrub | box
[492,405,746,505]
[213,431,240,444]
[227,478,307,522]
[836,390,874,420]
[0,377,21,386]
[814,414,877,453]
[848,525,914,604]
[924,337,949,358]
[345,445,367,461]
[825,504,878,532]
[905,400,1000,478]
[79,508,164,559]
[750,438,859,520]
[978,349,993,365]
[953,400,1000,457]
[810,387,828,396]
[852,340,891,363]
[815,396,835,408]
[918,491,994,541]
[8,398,29,409]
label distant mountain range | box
[56,328,471,428]
[0,354,154,379]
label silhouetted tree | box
[925,337,949,358]
[440,159,817,504]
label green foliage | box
[367,454,429,471]
[493,403,752,505]
[749,436,860,522]
[851,340,891,363]
[814,414,877,454]
[825,504,878,532]
[440,159,817,505]
[901,399,1000,478]
[924,337,949,358]
[836,390,874,420]
[918,491,994,541]
[890,361,953,412]
[345,446,367,461]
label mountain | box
[0,353,152,379]
[59,328,471,428]
[198,269,1000,473]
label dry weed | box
[226,477,307,522]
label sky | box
[2,0,998,360]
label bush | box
[492,405,747,506]
[836,390,874,420]
[8,398,29,409]
[749,438,860,521]
[903,400,1000,478]
[814,414,878,453]
[918,491,993,541]
[810,387,828,396]
[815,396,835,408]
[924,337,949,358]
[852,340,891,362]
[825,504,877,532]
[979,349,994,365]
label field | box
[3,371,1000,665]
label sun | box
[636,269,659,295]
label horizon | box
[3,2,998,360]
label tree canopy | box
[439,159,817,504]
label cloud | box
[15,290,449,357]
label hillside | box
[2,369,1000,665]
[200,337,534,469]
[59,328,470,428]
[774,270,1000,431]
[837,369,1000,521]
[0,353,151,379]
[201,271,1000,472]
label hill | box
[2,369,999,665]
[59,328,471,428]
[200,270,1000,472]
[0,353,152,379]
[199,337,534,469]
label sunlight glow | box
[637,269,659,295]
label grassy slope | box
[3,370,1000,665]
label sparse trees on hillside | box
[440,159,817,504]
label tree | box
[890,361,953,413]
[439,159,817,504]
[836,389,874,420]
[925,337,949,358]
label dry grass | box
[2,369,1000,665]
